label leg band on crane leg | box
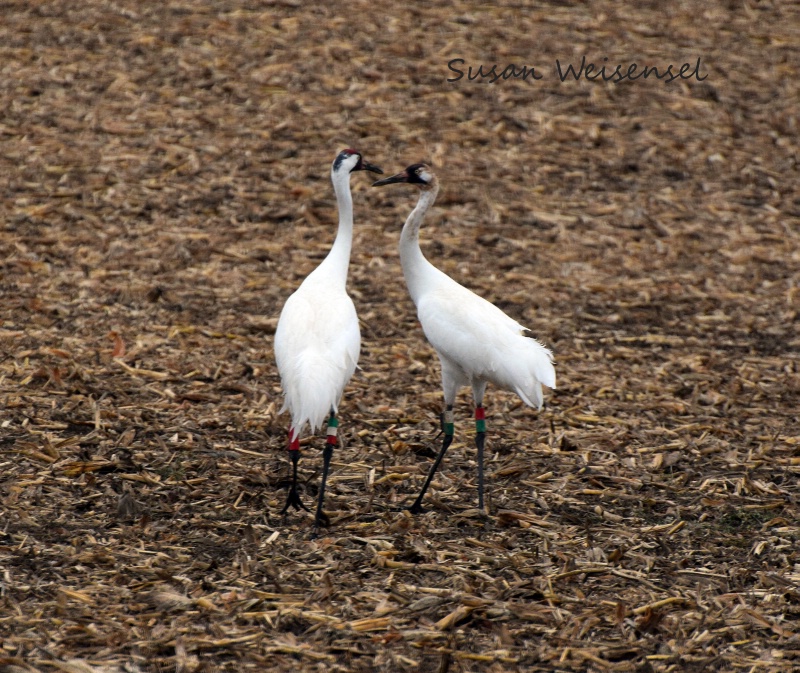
[312,412,338,533]
[282,428,309,513]
[410,405,455,514]
[475,405,487,511]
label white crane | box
[373,163,556,513]
[274,149,382,530]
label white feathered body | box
[274,264,360,435]
[274,155,363,437]
[415,272,555,408]
[400,183,555,408]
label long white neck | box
[317,167,355,285]
[399,182,441,305]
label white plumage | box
[274,272,360,433]
[415,283,555,408]
[274,148,382,528]
[373,163,555,513]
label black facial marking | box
[333,149,359,172]
[405,163,429,184]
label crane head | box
[372,163,436,190]
[332,148,383,175]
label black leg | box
[409,406,454,514]
[312,441,334,534]
[475,430,486,511]
[311,411,338,535]
[475,405,486,511]
[281,449,309,514]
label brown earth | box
[0,1,798,672]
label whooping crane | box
[274,149,382,530]
[373,163,555,513]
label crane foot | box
[280,485,310,514]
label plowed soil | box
[1,2,798,672]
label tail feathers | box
[536,354,557,390]
[516,381,544,410]
[278,350,351,436]
[279,398,338,439]
[511,338,556,410]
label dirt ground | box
[1,2,798,672]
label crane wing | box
[416,284,517,368]
[415,280,555,407]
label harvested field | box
[1,1,798,671]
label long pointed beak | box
[372,170,409,187]
[358,160,383,174]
